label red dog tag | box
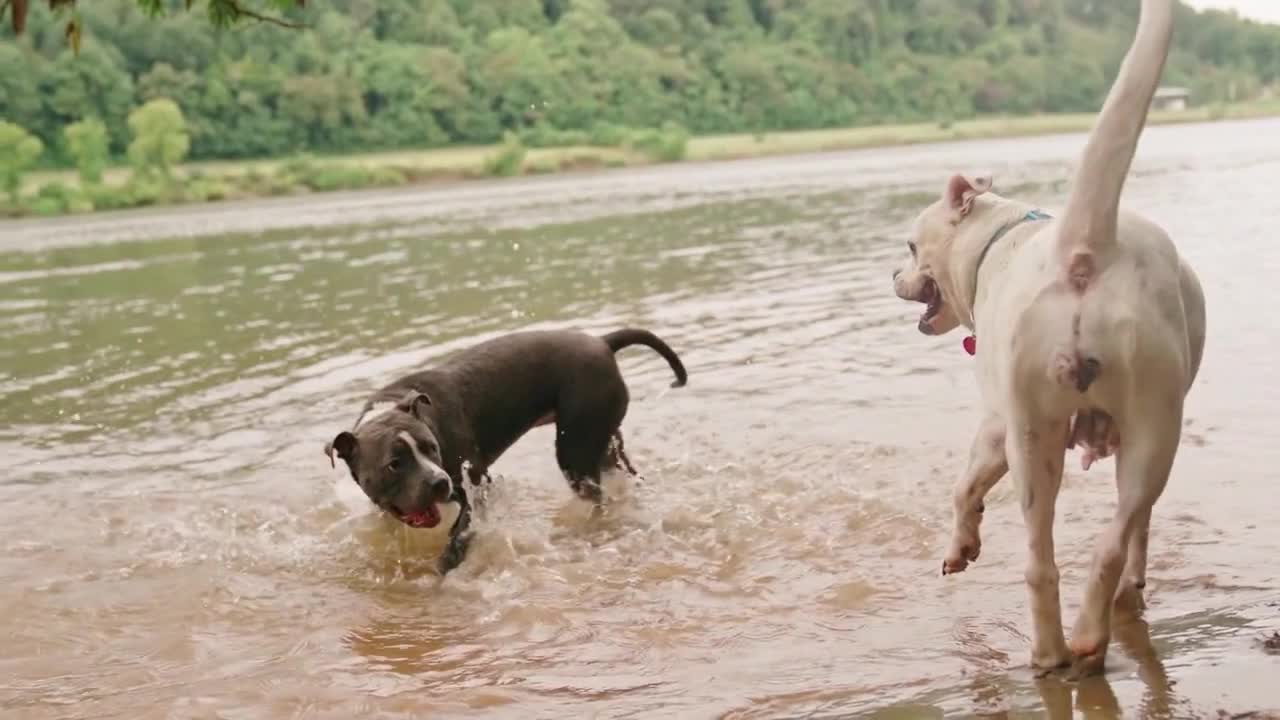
[963,336,977,356]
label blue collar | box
[970,209,1053,309]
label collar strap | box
[969,209,1053,311]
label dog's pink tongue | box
[406,505,441,528]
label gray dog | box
[325,328,687,573]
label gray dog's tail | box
[602,328,688,388]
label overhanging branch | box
[228,0,304,29]
[5,0,307,38]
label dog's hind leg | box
[1113,504,1152,615]
[556,424,614,505]
[609,429,639,477]
[555,405,624,505]
[555,376,628,505]
[943,413,1008,575]
[1069,399,1181,674]
[1008,410,1072,673]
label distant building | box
[1152,86,1191,111]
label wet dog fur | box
[325,328,687,574]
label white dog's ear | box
[944,174,993,217]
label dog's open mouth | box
[396,503,442,529]
[917,278,944,332]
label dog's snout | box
[430,476,452,500]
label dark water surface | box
[2,119,1279,719]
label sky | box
[1184,0,1280,24]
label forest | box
[3,0,1279,165]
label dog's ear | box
[397,390,432,420]
[327,431,358,469]
[944,174,993,217]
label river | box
[2,118,1279,719]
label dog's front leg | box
[464,459,492,486]
[438,482,473,575]
[463,460,494,514]
[944,414,1008,575]
[1009,413,1072,672]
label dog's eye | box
[907,241,917,257]
[386,459,400,473]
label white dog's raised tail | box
[1057,0,1174,291]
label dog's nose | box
[430,476,452,500]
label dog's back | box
[365,328,685,469]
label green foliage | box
[626,123,690,163]
[368,166,408,186]
[32,180,92,214]
[276,153,320,184]
[83,183,131,211]
[184,175,233,202]
[126,97,189,178]
[589,123,630,147]
[519,125,591,149]
[298,164,373,192]
[122,174,168,206]
[7,1,307,45]
[268,155,410,193]
[0,121,44,203]
[0,0,1277,219]
[4,0,1278,171]
[484,132,527,177]
[63,117,109,184]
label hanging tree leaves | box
[5,0,307,49]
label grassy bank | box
[9,100,1280,219]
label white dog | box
[892,0,1206,675]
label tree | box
[469,28,567,133]
[63,117,108,184]
[126,98,190,178]
[7,0,307,41]
[0,45,46,133]
[0,122,44,203]
[5,0,1280,169]
[41,44,136,153]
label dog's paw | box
[1113,578,1147,616]
[1030,649,1073,678]
[942,538,981,575]
[1066,641,1108,680]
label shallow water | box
[2,118,1279,720]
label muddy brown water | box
[2,119,1280,719]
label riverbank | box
[8,100,1280,219]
